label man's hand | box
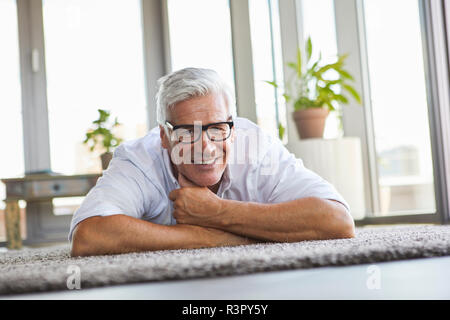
[169,174,355,243]
[168,173,225,227]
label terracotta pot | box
[292,108,330,139]
[100,152,113,170]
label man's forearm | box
[211,197,355,242]
[71,214,257,257]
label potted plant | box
[267,37,362,139]
[83,109,123,170]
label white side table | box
[288,137,366,220]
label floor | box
[4,255,450,300]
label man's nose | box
[195,130,216,156]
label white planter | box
[288,137,366,220]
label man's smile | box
[194,158,216,165]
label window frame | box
[229,0,258,123]
[420,0,450,224]
[17,0,51,174]
[333,0,450,225]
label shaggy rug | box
[1,224,450,295]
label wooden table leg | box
[5,200,22,249]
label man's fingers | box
[172,209,186,223]
[168,189,178,201]
[178,172,198,188]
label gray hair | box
[155,67,237,125]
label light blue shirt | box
[68,117,349,241]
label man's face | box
[160,93,235,187]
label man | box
[70,67,354,257]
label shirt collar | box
[162,148,232,194]
[162,148,179,187]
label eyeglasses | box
[165,119,234,144]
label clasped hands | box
[169,173,227,228]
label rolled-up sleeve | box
[68,157,154,242]
[256,139,350,212]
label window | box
[362,0,436,216]
[0,0,26,240]
[167,0,235,95]
[300,0,341,139]
[249,0,287,141]
[42,0,148,212]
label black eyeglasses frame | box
[165,119,234,144]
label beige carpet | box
[1,225,450,295]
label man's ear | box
[160,125,170,149]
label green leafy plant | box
[278,123,285,140]
[266,36,362,113]
[83,109,123,154]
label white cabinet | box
[288,137,366,220]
